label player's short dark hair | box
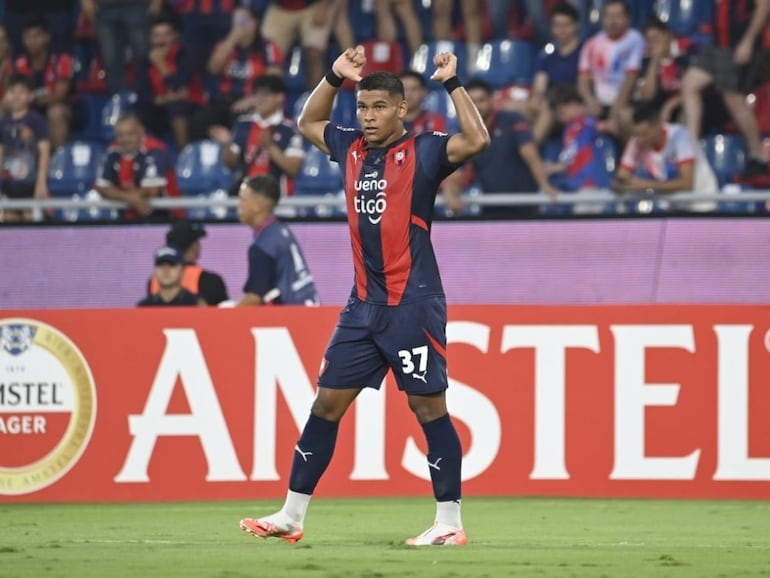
[551,3,580,22]
[252,74,287,95]
[549,84,583,108]
[398,70,427,89]
[6,73,34,92]
[358,72,405,99]
[244,175,281,206]
[644,14,670,33]
[465,78,493,95]
[22,14,50,33]
[604,0,631,16]
[632,101,660,124]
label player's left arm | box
[430,53,490,164]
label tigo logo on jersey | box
[0,318,97,495]
[354,174,388,225]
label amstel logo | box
[0,319,96,495]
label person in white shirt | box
[577,0,645,140]
[612,102,718,212]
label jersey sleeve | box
[31,113,50,141]
[626,33,645,72]
[672,128,695,164]
[578,38,593,74]
[620,138,639,171]
[231,120,249,157]
[96,152,119,186]
[535,49,549,74]
[323,123,363,162]
[55,53,74,82]
[417,131,463,182]
[243,244,277,298]
[510,114,534,148]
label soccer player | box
[239,47,490,546]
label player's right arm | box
[297,46,366,154]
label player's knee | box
[407,393,447,424]
[310,390,351,422]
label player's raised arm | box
[297,46,366,154]
[433,53,491,164]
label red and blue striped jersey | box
[143,42,205,105]
[560,115,611,191]
[324,124,460,306]
[215,40,283,97]
[404,111,447,136]
[14,51,73,98]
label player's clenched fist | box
[332,46,366,82]
[430,52,458,82]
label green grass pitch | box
[2,497,769,577]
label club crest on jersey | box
[394,150,407,165]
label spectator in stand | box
[14,16,75,150]
[146,221,230,306]
[524,3,582,144]
[260,1,353,90]
[96,112,171,221]
[138,246,205,307]
[4,0,76,54]
[375,0,423,57]
[545,85,612,213]
[236,175,320,306]
[0,74,50,223]
[612,102,718,212]
[190,6,283,141]
[171,0,234,76]
[139,15,204,151]
[80,0,162,94]
[443,79,560,217]
[0,26,14,110]
[399,70,447,135]
[681,0,770,179]
[637,15,697,123]
[488,0,550,47]
[210,74,304,197]
[432,0,483,74]
[577,0,644,141]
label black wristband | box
[442,76,462,94]
[325,70,344,88]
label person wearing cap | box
[209,74,304,198]
[147,220,230,305]
[237,174,320,306]
[137,246,204,307]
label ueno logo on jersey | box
[353,175,388,224]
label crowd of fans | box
[0,0,769,223]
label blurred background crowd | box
[1,0,769,223]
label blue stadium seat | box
[423,89,459,133]
[653,0,714,42]
[284,45,307,96]
[75,93,109,142]
[348,0,378,43]
[701,134,746,188]
[100,91,138,142]
[331,90,358,128]
[294,146,344,217]
[175,140,236,196]
[411,41,468,85]
[472,40,534,89]
[48,141,116,221]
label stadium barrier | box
[1,189,770,213]
[1,306,769,503]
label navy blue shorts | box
[317,296,448,395]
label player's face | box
[4,84,32,113]
[115,119,143,154]
[254,89,281,117]
[401,76,426,113]
[550,14,578,45]
[237,183,265,223]
[556,101,581,125]
[467,88,492,121]
[154,263,183,289]
[632,120,662,150]
[356,89,407,146]
[602,4,629,38]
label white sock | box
[280,490,312,526]
[435,499,462,528]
